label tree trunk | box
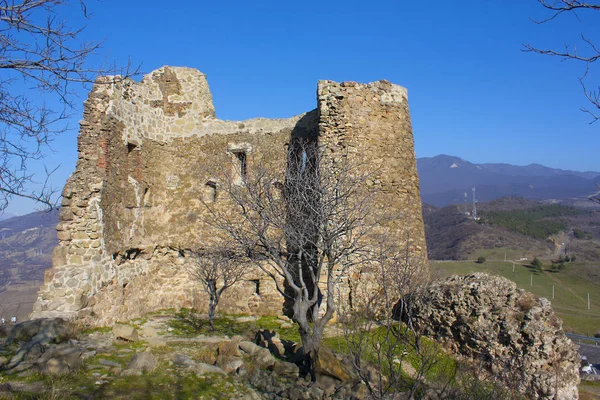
[208,304,215,333]
[208,294,217,333]
[300,330,318,381]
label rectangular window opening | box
[233,151,247,183]
[250,279,260,296]
[204,181,217,203]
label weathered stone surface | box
[218,340,242,358]
[272,359,300,378]
[171,354,196,368]
[125,351,156,372]
[217,357,244,374]
[112,324,138,342]
[4,319,77,372]
[194,362,226,376]
[406,273,580,400]
[239,341,262,356]
[98,359,121,368]
[315,347,353,381]
[44,358,70,375]
[6,318,74,345]
[253,348,276,369]
[30,66,428,326]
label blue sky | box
[5,0,600,214]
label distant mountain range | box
[417,155,600,207]
[0,213,17,222]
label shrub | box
[551,262,564,272]
[531,257,543,271]
[475,256,486,264]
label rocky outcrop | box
[0,318,82,376]
[405,273,580,400]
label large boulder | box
[405,273,580,400]
[4,319,77,372]
[315,347,353,381]
[113,323,139,342]
[125,351,156,372]
[5,318,74,345]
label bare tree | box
[524,1,600,122]
[187,245,249,333]
[205,140,376,378]
[0,0,139,211]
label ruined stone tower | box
[31,67,427,325]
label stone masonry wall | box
[316,80,428,304]
[31,66,428,325]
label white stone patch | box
[450,163,460,168]
[380,90,406,104]
[166,175,180,190]
[379,84,407,104]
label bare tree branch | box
[0,0,140,212]
[187,242,249,333]
[204,140,379,379]
[524,1,600,123]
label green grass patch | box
[323,324,457,388]
[167,309,301,342]
[470,247,530,261]
[93,367,240,399]
[167,309,253,337]
[2,365,244,400]
[255,316,300,342]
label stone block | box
[52,247,67,268]
[72,232,89,240]
[113,324,138,342]
[56,231,71,241]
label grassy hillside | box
[432,260,600,336]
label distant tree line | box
[480,205,585,240]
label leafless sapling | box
[188,246,249,333]
[336,231,437,399]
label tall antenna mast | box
[464,192,468,215]
[472,187,477,220]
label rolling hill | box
[424,196,600,261]
[417,155,600,207]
